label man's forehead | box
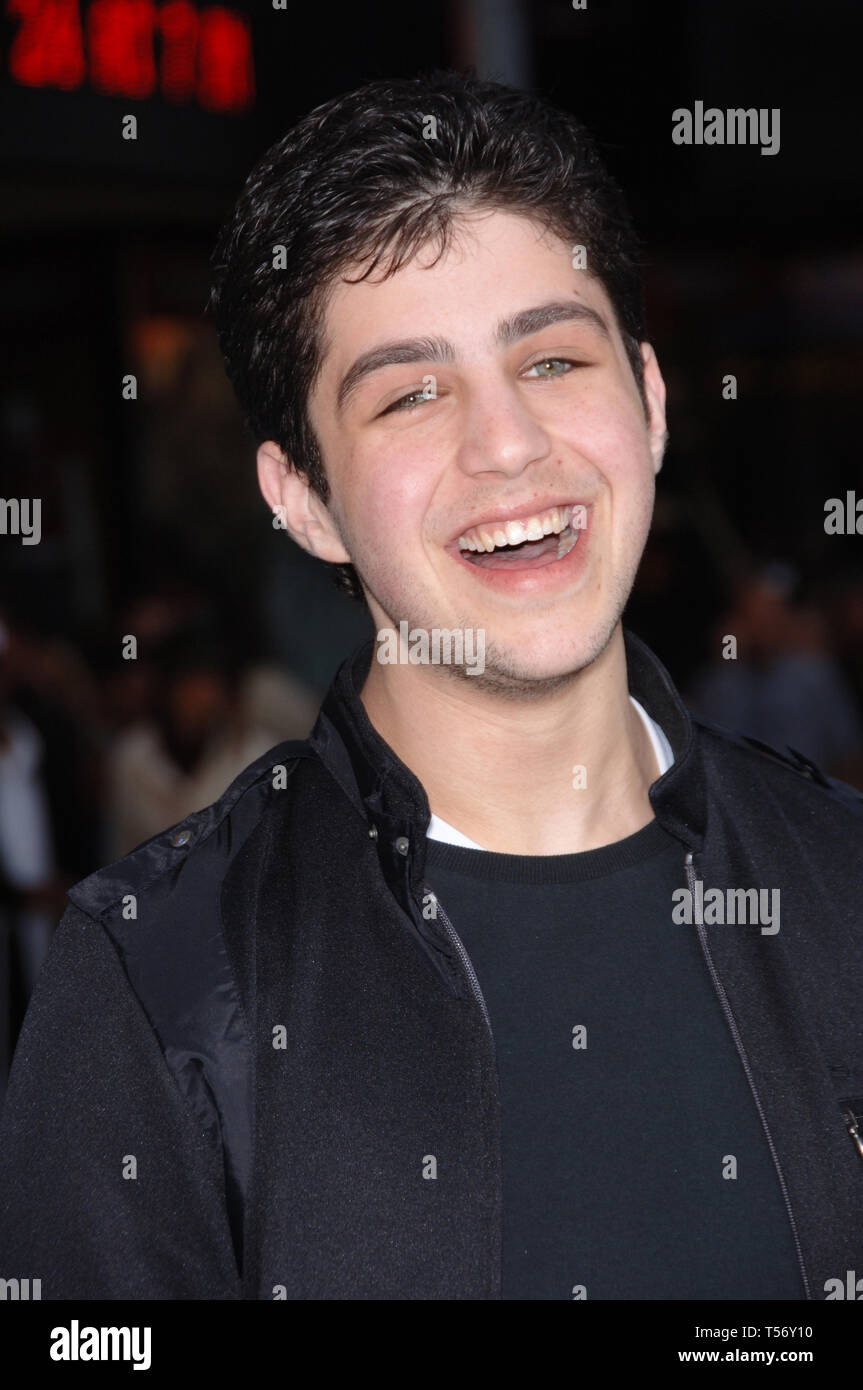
[324,210,590,313]
[315,215,618,394]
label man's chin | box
[439,635,607,700]
[448,663,584,701]
[364,574,622,698]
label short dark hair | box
[208,69,646,602]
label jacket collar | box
[309,626,706,907]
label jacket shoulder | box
[693,714,863,821]
[68,737,313,920]
[57,736,316,1272]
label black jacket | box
[1,629,862,1300]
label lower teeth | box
[556,525,578,560]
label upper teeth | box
[458,505,574,553]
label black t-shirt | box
[425,819,804,1300]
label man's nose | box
[455,376,552,479]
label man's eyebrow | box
[335,299,611,413]
[495,299,612,347]
[336,337,455,413]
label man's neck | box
[359,625,660,855]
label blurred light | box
[8,0,86,89]
[88,0,157,99]
[5,0,254,112]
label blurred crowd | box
[0,587,319,1097]
[685,564,863,782]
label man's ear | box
[639,343,669,476]
[256,441,351,563]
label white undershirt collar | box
[426,695,674,851]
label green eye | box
[383,389,430,415]
[528,357,573,377]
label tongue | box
[466,533,562,570]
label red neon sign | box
[88,0,158,98]
[6,0,255,112]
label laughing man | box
[1,71,862,1301]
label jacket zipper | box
[841,1103,863,1161]
[423,887,494,1042]
[423,884,500,1302]
[685,850,811,1300]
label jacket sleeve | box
[0,902,242,1299]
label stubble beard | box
[355,562,633,704]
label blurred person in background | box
[824,575,863,733]
[105,623,318,860]
[687,563,863,785]
[0,615,59,1102]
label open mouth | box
[456,503,584,571]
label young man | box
[1,71,861,1302]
